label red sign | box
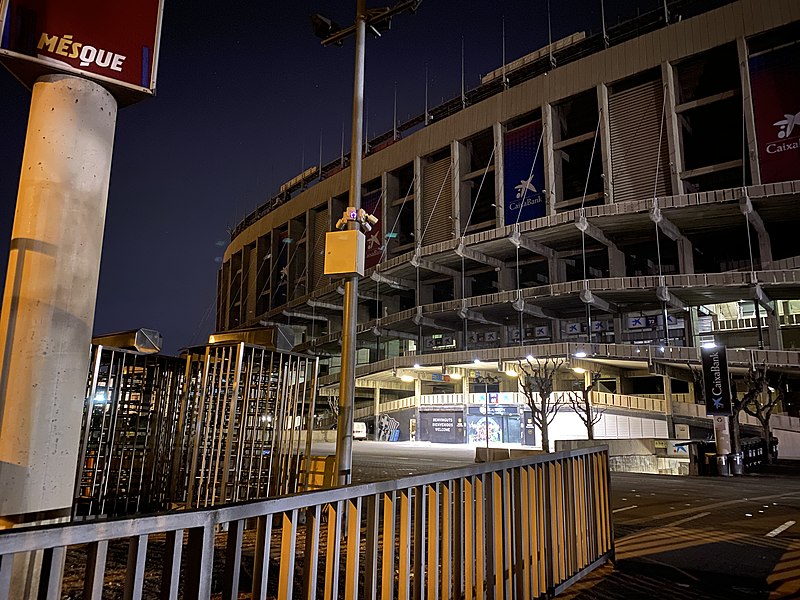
[0,0,163,101]
[749,43,800,184]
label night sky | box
[0,0,646,354]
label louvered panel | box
[421,157,453,245]
[312,209,329,287]
[609,79,671,204]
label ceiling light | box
[400,374,415,383]
[505,369,518,377]
[413,363,420,369]
[525,354,534,361]
[572,367,586,374]
[574,351,587,358]
[449,371,463,380]
[473,358,481,364]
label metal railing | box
[0,447,612,599]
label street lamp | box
[313,0,421,486]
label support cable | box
[513,130,545,346]
[458,148,496,350]
[579,112,602,345]
[652,84,669,347]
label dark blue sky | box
[0,0,646,354]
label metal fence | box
[172,342,319,509]
[74,347,185,517]
[75,342,319,517]
[0,447,612,599]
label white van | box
[353,421,367,440]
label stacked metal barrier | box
[3,448,613,599]
[75,341,318,517]
[74,346,185,517]
[173,342,318,508]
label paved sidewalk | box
[560,462,800,600]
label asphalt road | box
[312,441,800,599]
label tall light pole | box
[313,0,420,486]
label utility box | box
[324,230,365,276]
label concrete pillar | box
[677,237,695,274]
[451,140,468,237]
[0,75,116,524]
[767,310,784,350]
[596,84,614,204]
[493,122,505,226]
[661,62,684,195]
[662,375,675,437]
[542,104,557,214]
[737,37,761,185]
[608,246,626,277]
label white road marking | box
[613,505,639,513]
[668,511,710,526]
[766,521,796,538]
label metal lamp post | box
[313,0,420,486]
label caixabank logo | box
[767,111,800,155]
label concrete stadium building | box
[217,0,800,453]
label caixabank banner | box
[0,0,163,99]
[749,43,800,184]
[504,120,546,225]
[701,345,732,416]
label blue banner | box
[504,121,546,224]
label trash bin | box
[716,453,731,477]
[731,451,744,476]
[703,452,716,476]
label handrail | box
[0,447,613,599]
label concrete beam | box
[307,299,343,311]
[740,196,773,268]
[412,308,457,331]
[411,252,461,277]
[456,242,505,269]
[751,284,775,316]
[509,227,555,258]
[370,270,415,290]
[579,287,617,313]
[282,310,329,322]
[511,298,559,320]
[371,326,418,341]
[575,214,615,249]
[656,286,687,311]
[649,205,684,242]
[457,305,503,326]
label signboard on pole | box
[0,0,164,103]
[701,346,732,415]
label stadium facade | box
[216,0,800,449]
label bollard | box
[716,454,732,477]
[731,452,744,476]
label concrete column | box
[677,238,695,274]
[661,62,684,195]
[767,310,784,350]
[737,37,761,185]
[493,122,505,226]
[0,75,116,525]
[662,375,675,437]
[608,247,626,277]
[542,104,557,214]
[596,84,614,204]
[451,140,467,238]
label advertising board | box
[0,0,163,102]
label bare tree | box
[565,369,605,440]
[741,364,783,464]
[518,357,566,451]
